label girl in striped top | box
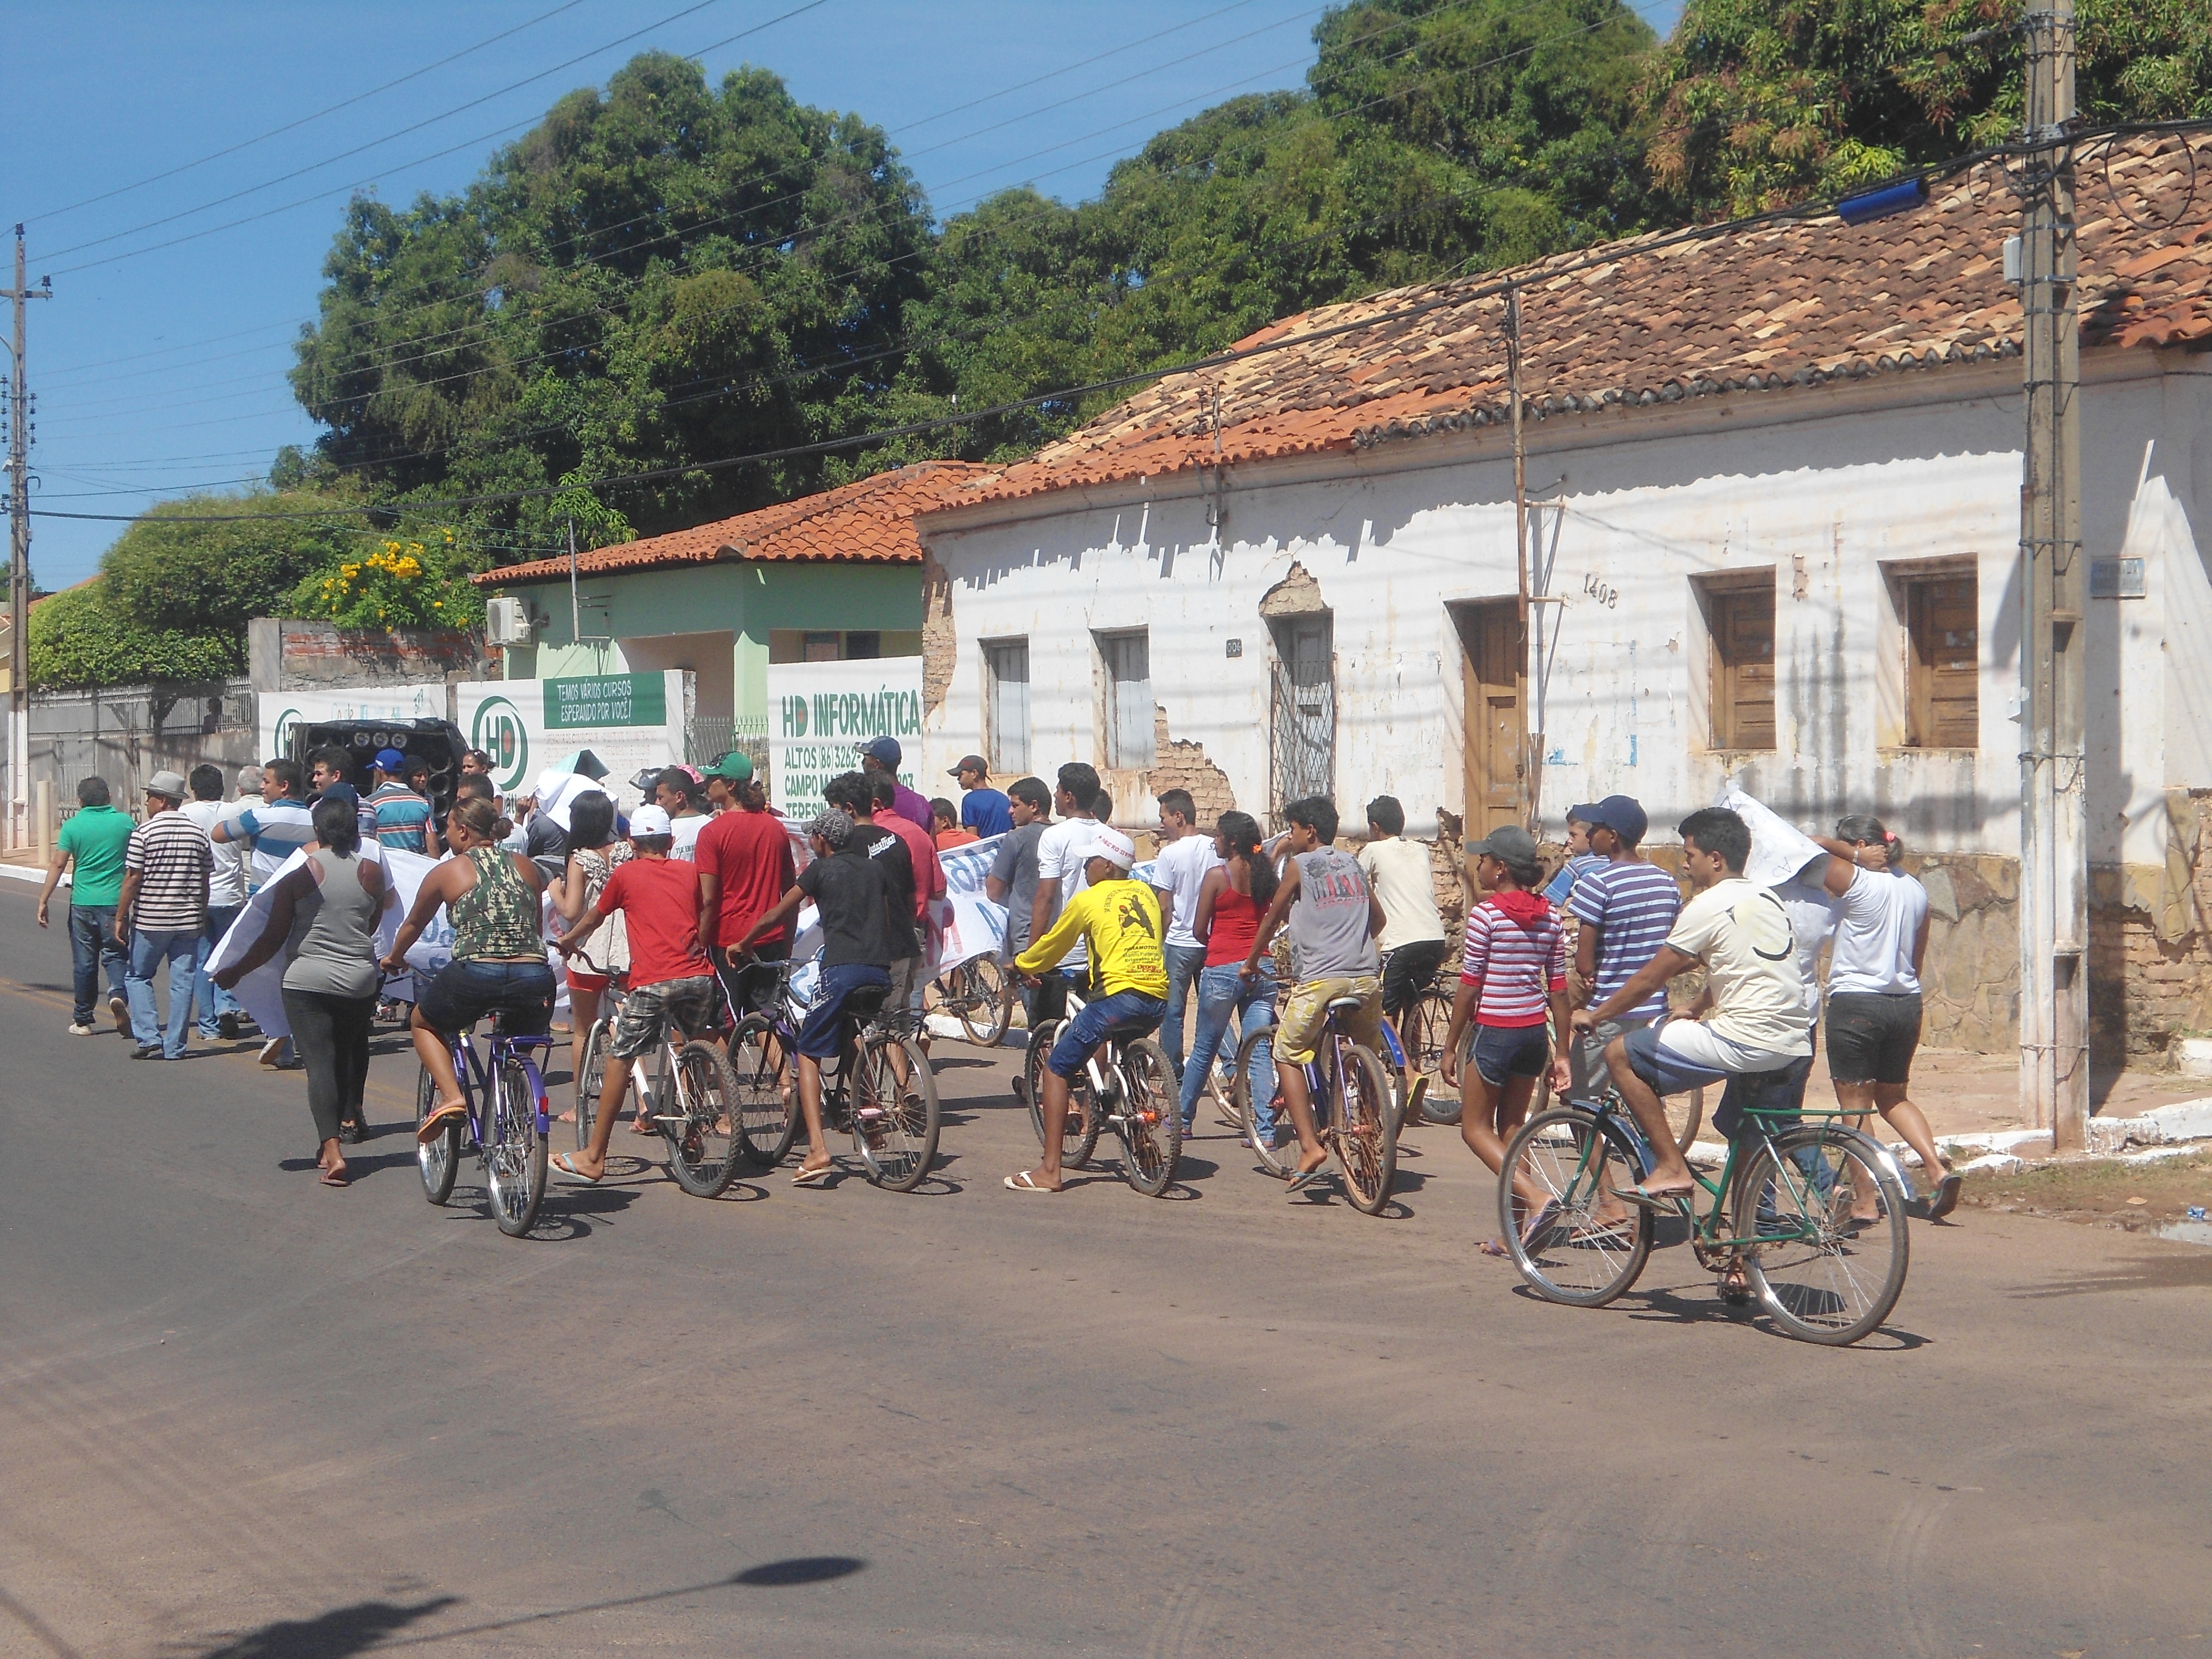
[1439,827,1573,1256]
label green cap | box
[705,752,755,782]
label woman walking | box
[1181,811,1280,1143]
[212,795,389,1186]
[549,790,629,1126]
[1438,825,1573,1255]
[384,797,555,1142]
[1812,815,1960,1220]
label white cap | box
[630,803,673,837]
[1092,826,1136,870]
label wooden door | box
[1455,599,1526,836]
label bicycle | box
[1228,995,1396,1214]
[726,958,941,1190]
[415,1011,554,1238]
[1381,964,1457,1125]
[1020,981,1181,1196]
[1498,1088,1911,1345]
[928,953,1014,1046]
[571,966,745,1199]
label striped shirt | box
[124,810,212,933]
[233,799,316,885]
[1568,859,1683,1021]
[1459,896,1568,1027]
[366,780,434,853]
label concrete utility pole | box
[2017,2,2089,1148]
[3,225,52,853]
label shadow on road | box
[2009,1249,2212,1298]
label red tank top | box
[1206,884,1265,967]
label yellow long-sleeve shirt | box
[1015,878,1168,999]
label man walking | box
[1563,795,1682,1097]
[985,777,1052,1022]
[117,771,213,1061]
[1149,787,1219,1078]
[856,736,933,834]
[182,764,251,1041]
[213,759,316,886]
[37,776,136,1036]
[697,751,797,1018]
[1029,763,1103,1028]
[950,755,1013,838]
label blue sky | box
[8,0,1681,588]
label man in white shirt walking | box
[1028,763,1103,1029]
[182,764,252,1041]
[1150,787,1220,1079]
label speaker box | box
[291,718,471,820]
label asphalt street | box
[2,878,2208,1659]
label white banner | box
[1715,786,1828,886]
[766,656,924,822]
[207,846,427,1041]
[255,685,447,765]
[933,832,1006,972]
[455,672,692,804]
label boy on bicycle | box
[1239,795,1386,1193]
[1005,826,1166,1193]
[547,804,717,1185]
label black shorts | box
[1380,938,1449,1019]
[1825,992,1922,1087]
[716,939,790,1018]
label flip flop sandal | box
[1479,1238,1511,1258]
[1720,1262,1754,1304]
[1285,1164,1333,1196]
[416,1101,466,1144]
[1610,1182,1693,1212]
[791,1164,836,1187]
[1518,1199,1563,1247]
[551,1153,600,1186]
[319,1165,350,1188]
[1004,1172,1057,1193]
[1928,1171,1964,1220]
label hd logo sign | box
[469,696,530,793]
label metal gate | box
[1269,613,1334,813]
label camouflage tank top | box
[450,844,542,961]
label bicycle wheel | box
[575,1019,608,1153]
[1024,1020,1100,1168]
[851,1035,940,1191]
[660,1040,742,1198]
[1116,1037,1182,1196]
[1668,1087,1705,1157]
[1403,989,1462,1125]
[1732,1124,1909,1345]
[956,958,1013,1046]
[1232,1024,1298,1178]
[1500,1107,1655,1307]
[485,1057,547,1237]
[1328,1041,1397,1215]
[729,1014,797,1166]
[415,1063,459,1206]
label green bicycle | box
[1498,1089,1911,1346]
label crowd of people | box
[32,731,1955,1238]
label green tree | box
[28,582,239,689]
[100,489,367,640]
[1641,0,2212,220]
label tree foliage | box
[29,581,241,689]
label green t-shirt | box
[59,803,134,907]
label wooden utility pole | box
[3,225,51,852]
[2017,1,2089,1147]
[1505,283,1543,834]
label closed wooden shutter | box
[1909,576,1979,748]
[1099,632,1151,770]
[1711,583,1776,750]
[985,640,1029,774]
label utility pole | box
[2017,2,2088,1149]
[3,225,53,853]
[1505,283,1542,836]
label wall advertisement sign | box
[455,671,693,797]
[766,656,924,821]
[254,684,448,766]
[544,672,666,729]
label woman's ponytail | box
[1218,810,1277,909]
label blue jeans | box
[69,905,127,1026]
[1178,963,1277,1128]
[1159,942,1208,1076]
[1047,990,1167,1080]
[195,904,244,1036]
[127,928,201,1057]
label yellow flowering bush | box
[288,529,483,630]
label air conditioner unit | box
[486,596,533,647]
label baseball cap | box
[1089,826,1137,870]
[373,747,406,773]
[1463,823,1540,864]
[147,770,189,798]
[1568,795,1649,846]
[629,804,674,838]
[808,808,852,849]
[948,754,988,778]
[704,752,755,782]
[855,735,902,767]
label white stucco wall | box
[923,354,2212,863]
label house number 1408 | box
[1583,573,1619,609]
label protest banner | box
[1715,786,1827,885]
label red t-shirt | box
[696,806,796,947]
[596,856,712,987]
[875,810,945,921]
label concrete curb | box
[0,863,57,888]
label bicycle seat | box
[1101,1017,1161,1042]
[840,984,891,1022]
[1324,995,1365,1014]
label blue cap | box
[372,747,406,772]
[1568,795,1648,846]
[856,735,902,767]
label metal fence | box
[686,715,767,771]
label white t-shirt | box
[1664,877,1810,1058]
[670,812,708,862]
[1152,832,1222,949]
[1034,817,1103,969]
[1357,838,1446,952]
[1825,867,1929,995]
[184,799,251,908]
[1767,867,1843,1026]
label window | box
[1097,630,1152,770]
[802,630,841,662]
[844,630,881,660]
[984,639,1030,774]
[1269,612,1334,808]
[1901,567,1979,748]
[1700,574,1776,751]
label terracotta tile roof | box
[926,132,2212,512]
[477,460,992,585]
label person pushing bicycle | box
[1005,826,1166,1194]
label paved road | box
[2,881,2208,1658]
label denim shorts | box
[1047,989,1167,1080]
[1825,992,1922,1086]
[1472,1021,1551,1086]
[417,959,555,1037]
[795,963,892,1061]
